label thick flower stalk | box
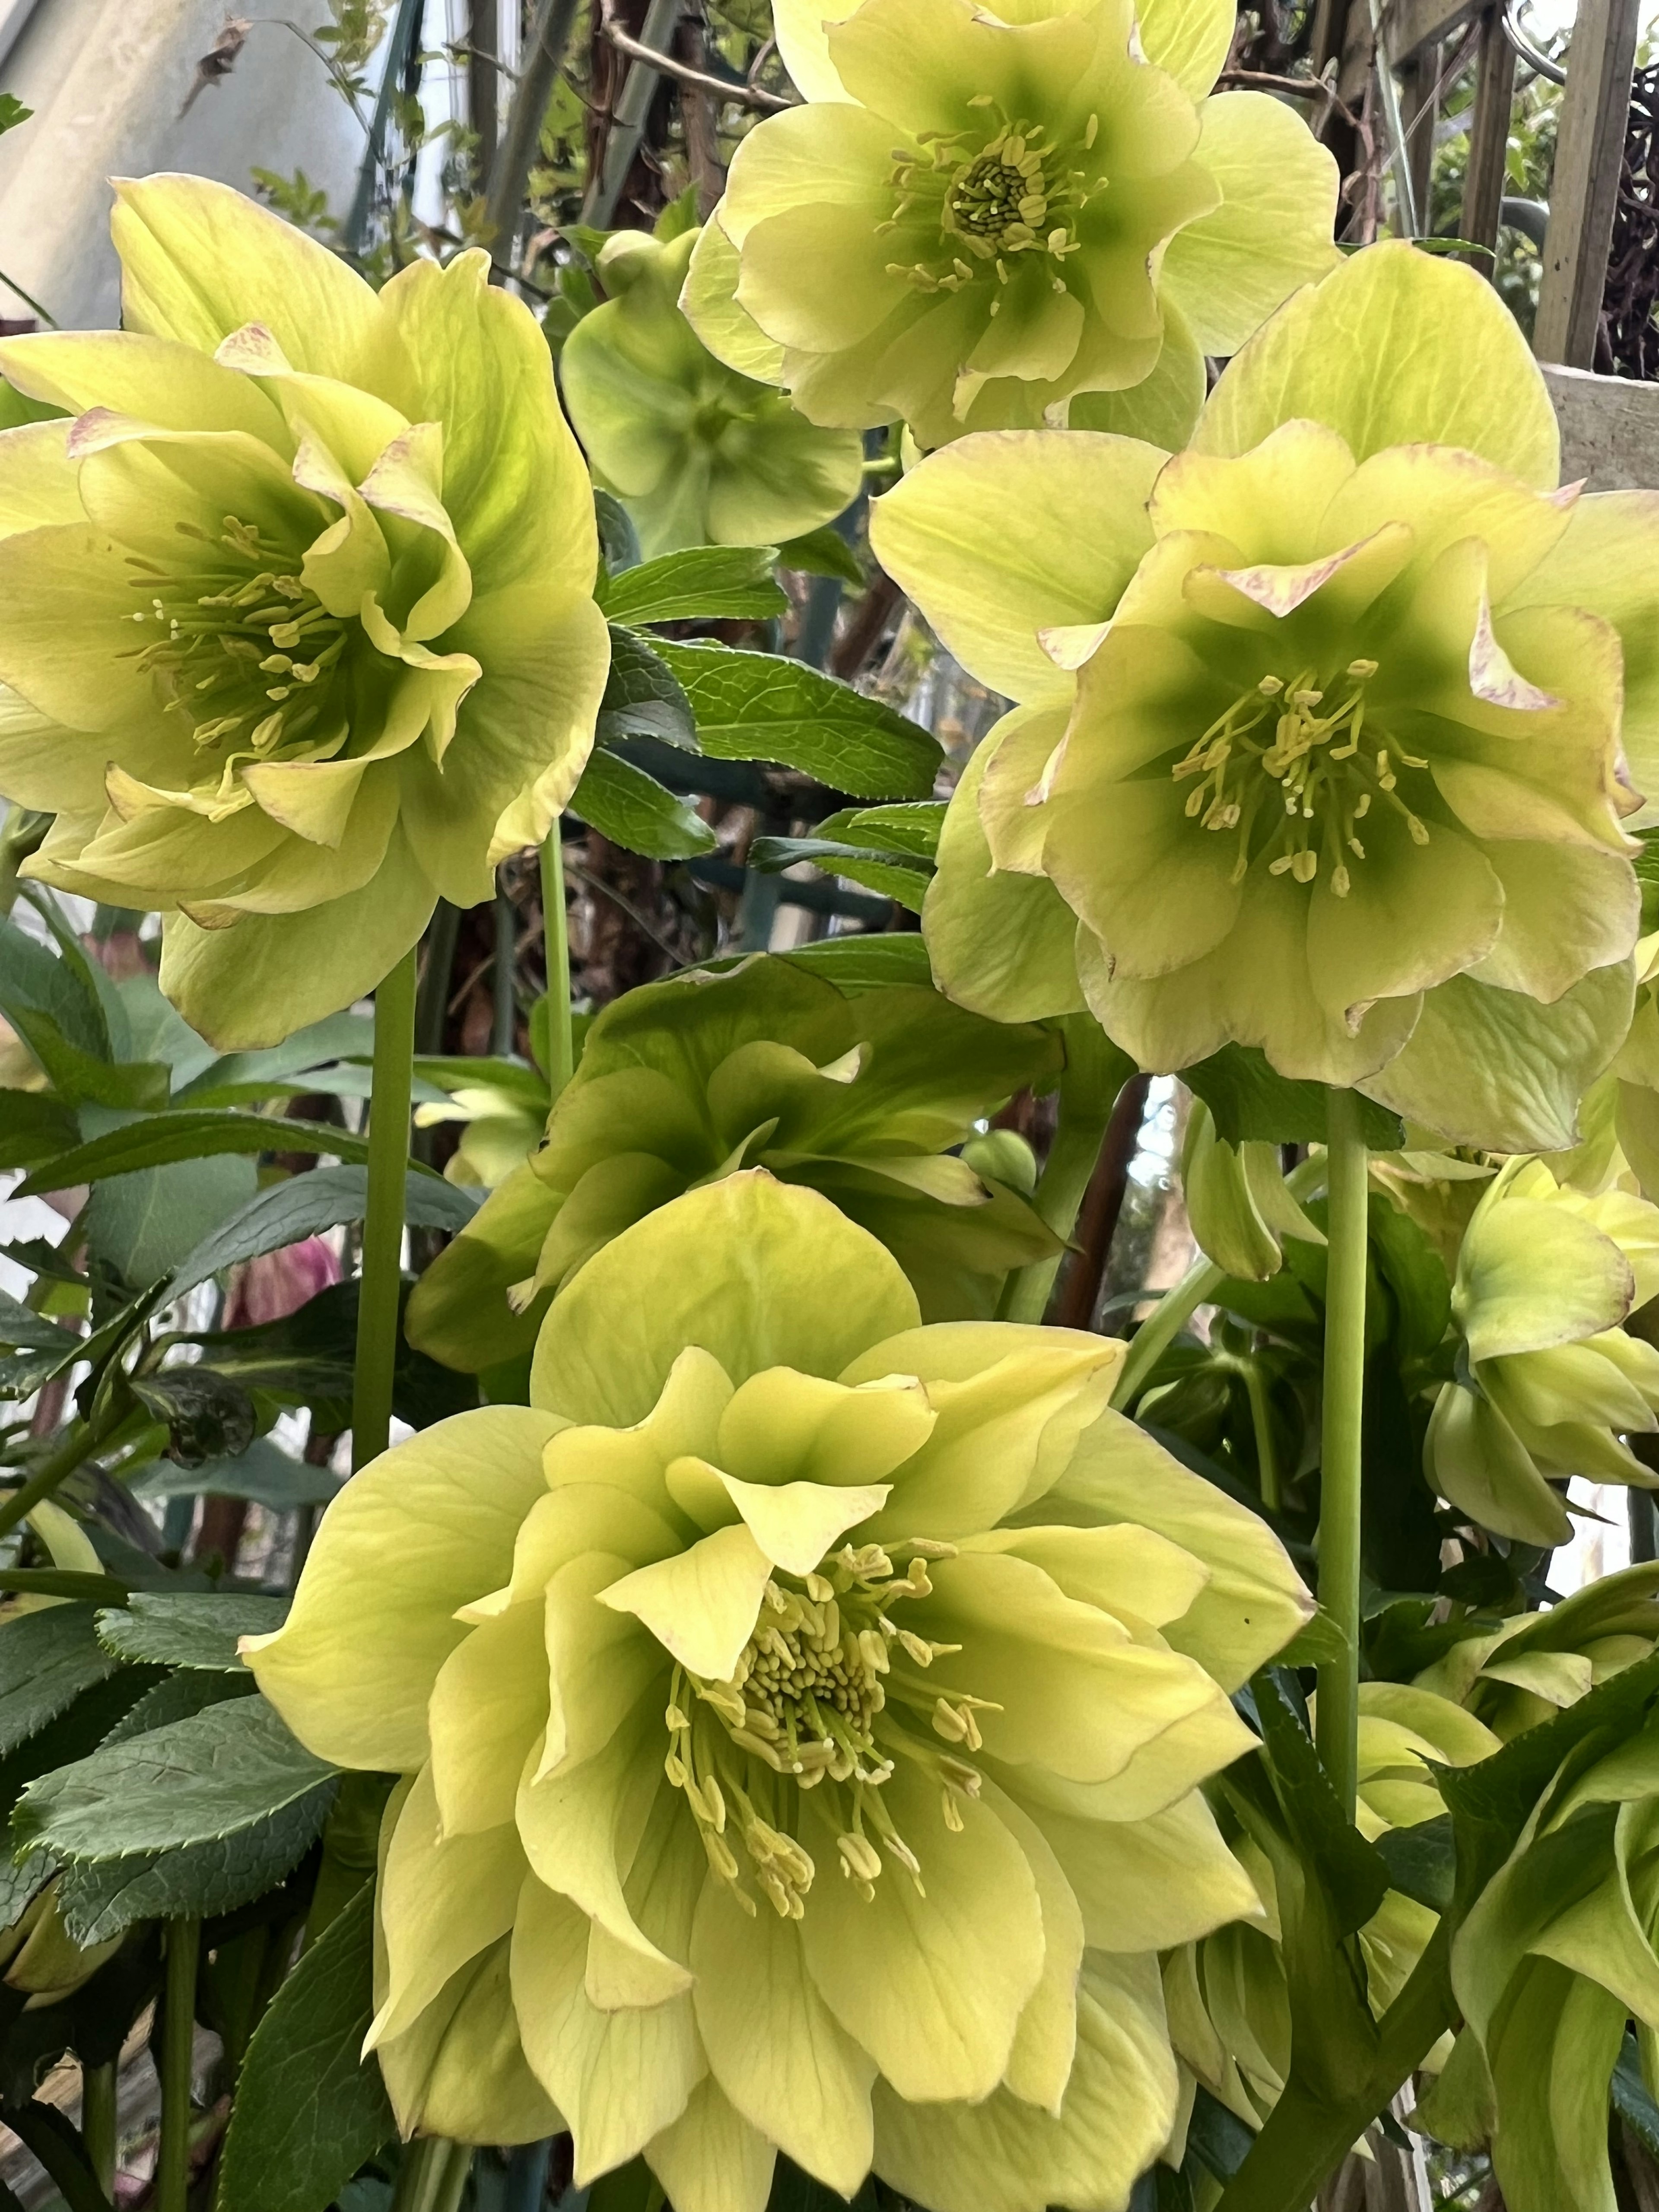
[1426,1158,1659,1549]
[0,175,608,1046]
[873,244,1649,1128]
[246,1172,1311,2210]
[1167,1684,1498,2130]
[406,953,1066,1373]
[560,225,864,559]
[681,0,1338,451]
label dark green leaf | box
[57,1779,334,1943]
[129,1437,341,1510]
[775,527,864,584]
[604,545,788,626]
[1373,1814,1455,1914]
[777,934,935,992]
[1184,1046,1405,1148]
[0,96,32,135]
[1614,2035,1659,2160]
[652,641,942,798]
[0,1570,128,1605]
[0,1282,161,1403]
[747,835,930,909]
[218,1882,394,2212]
[598,626,697,750]
[0,2102,111,2212]
[17,1110,393,1196]
[97,1594,286,1673]
[169,1164,477,1300]
[1367,1199,1452,1360]
[0,1608,117,1759]
[594,488,642,575]
[14,1693,335,1866]
[0,1091,79,1171]
[1184,2085,1257,2182]
[101,1669,255,1745]
[569,746,718,860]
[129,1368,257,1466]
[0,1289,72,1354]
[0,915,170,1112]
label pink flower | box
[222,1237,340,1330]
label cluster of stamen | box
[124,515,350,779]
[1172,660,1432,896]
[664,1536,995,1918]
[879,103,1096,302]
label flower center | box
[1172,660,1431,896]
[124,514,352,775]
[661,1538,994,1920]
[881,111,1094,297]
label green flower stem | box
[81,2059,116,2197]
[353,949,419,1471]
[157,1918,200,2212]
[540,827,575,1101]
[389,2137,474,2212]
[1000,1028,1132,1325]
[1111,1153,1329,1412]
[1315,1088,1370,1820]
[1241,1359,1281,1513]
[1214,1923,1453,2212]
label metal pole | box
[581,0,686,226]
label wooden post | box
[1535,0,1641,365]
[1458,6,1519,264]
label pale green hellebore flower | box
[1426,1158,1659,1549]
[872,244,1649,1131]
[405,953,1066,1375]
[1416,1558,1659,1741]
[1167,1684,1498,2131]
[245,1171,1312,2212]
[560,226,864,559]
[681,0,1339,451]
[0,176,609,1046]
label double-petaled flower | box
[0,175,608,1045]
[248,1173,1311,2211]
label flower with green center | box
[680,0,1339,452]
[245,1171,1312,2207]
[406,952,1066,1376]
[0,175,608,1046]
[1417,1559,1659,1741]
[1426,1158,1659,1549]
[1167,1683,1498,2130]
[559,225,864,559]
[872,243,1650,1134]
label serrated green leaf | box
[569,746,717,860]
[86,1152,260,1290]
[652,641,942,799]
[1373,1814,1455,1915]
[815,802,946,858]
[1252,1669,1391,1936]
[97,1594,287,1673]
[778,935,936,992]
[172,1011,378,1108]
[57,1779,334,1942]
[0,1608,117,1759]
[598,626,697,750]
[99,1669,255,1745]
[13,1694,335,1869]
[16,1110,394,1197]
[218,1882,394,2212]
[603,544,787,626]
[168,1164,477,1300]
[594,487,642,575]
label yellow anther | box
[1347,657,1378,678]
[1332,864,1351,897]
